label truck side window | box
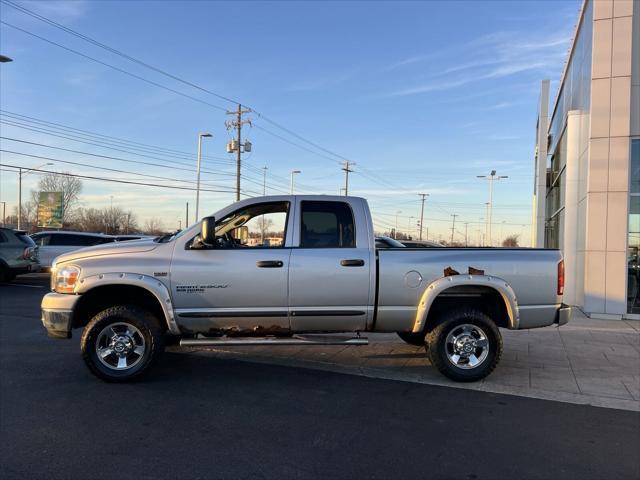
[215,201,289,248]
[300,201,355,248]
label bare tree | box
[103,207,125,234]
[502,234,520,247]
[10,201,38,231]
[143,217,165,236]
[73,208,105,233]
[255,216,273,237]
[71,207,140,234]
[30,172,82,226]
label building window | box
[628,139,640,314]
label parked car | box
[0,227,40,282]
[401,240,444,248]
[31,231,116,271]
[41,195,571,382]
[375,236,406,248]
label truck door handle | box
[256,260,284,268]
[340,259,365,267]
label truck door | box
[288,199,372,331]
[171,201,292,333]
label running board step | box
[180,335,368,347]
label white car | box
[31,231,115,270]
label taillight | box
[557,260,565,296]
[22,247,34,260]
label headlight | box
[54,265,81,294]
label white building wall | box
[563,111,590,307]
[583,0,634,318]
[532,80,550,248]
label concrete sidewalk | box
[184,309,640,411]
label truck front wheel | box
[80,305,165,382]
[425,308,502,382]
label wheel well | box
[424,285,511,331]
[72,284,167,331]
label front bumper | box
[555,304,572,326]
[41,292,80,339]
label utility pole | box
[226,104,252,201]
[484,203,490,246]
[464,222,469,247]
[394,211,402,239]
[450,214,458,244]
[290,170,301,194]
[418,193,429,241]
[342,161,354,196]
[262,166,268,195]
[195,132,212,220]
[0,201,5,227]
[477,170,508,247]
[18,167,21,230]
[185,202,189,228]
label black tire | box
[81,305,165,382]
[426,308,502,382]
[396,331,426,347]
[0,264,11,283]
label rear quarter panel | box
[375,248,562,331]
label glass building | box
[532,0,640,319]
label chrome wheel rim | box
[95,322,146,371]
[445,323,489,369]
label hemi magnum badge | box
[153,272,168,277]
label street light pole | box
[195,133,212,222]
[290,170,301,194]
[477,170,508,247]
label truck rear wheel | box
[80,305,165,382]
[425,308,502,382]
[396,331,426,347]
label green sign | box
[37,191,64,228]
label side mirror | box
[200,216,216,246]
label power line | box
[0,110,233,161]
[0,112,317,193]
[0,119,237,172]
[0,137,236,178]
[0,163,243,194]
[0,149,237,191]
[0,21,230,112]
[0,120,296,194]
[2,0,241,106]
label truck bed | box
[374,247,563,332]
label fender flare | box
[411,274,519,333]
[75,272,180,334]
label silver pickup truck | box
[41,195,571,382]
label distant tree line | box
[4,172,168,235]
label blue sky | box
[0,0,581,244]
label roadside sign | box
[37,191,64,228]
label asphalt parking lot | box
[1,274,639,480]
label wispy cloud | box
[24,0,88,21]
[385,30,571,97]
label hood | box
[53,239,159,265]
